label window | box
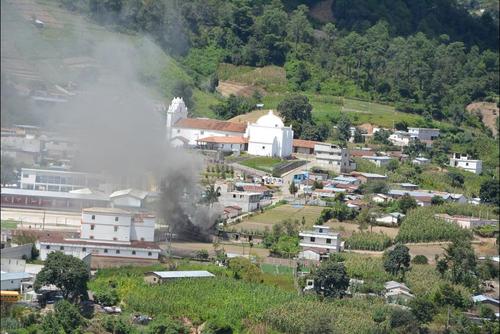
[60,246,64,250]
[319,228,323,233]
[104,249,108,253]
[89,236,94,239]
[23,173,30,178]
[326,238,331,244]
[91,215,95,220]
[113,237,117,241]
[465,162,469,166]
[200,131,204,135]
[141,237,145,241]
[115,217,119,222]
[233,194,236,198]
[177,129,180,133]
[148,252,152,256]
[46,245,50,249]
[82,247,86,252]
[310,237,315,242]
[262,146,265,149]
[132,250,136,255]
[90,225,95,230]
[116,250,120,254]
[114,226,118,232]
[299,236,304,240]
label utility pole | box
[42,211,46,230]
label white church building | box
[165,98,293,158]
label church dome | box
[256,110,284,128]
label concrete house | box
[362,155,392,167]
[298,226,342,261]
[449,153,483,174]
[314,143,355,173]
[384,281,415,305]
[38,208,161,264]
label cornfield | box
[345,232,393,251]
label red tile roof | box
[174,118,247,133]
[350,149,376,157]
[293,139,320,149]
[241,185,270,193]
[197,136,248,144]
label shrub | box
[93,289,119,306]
[102,316,133,334]
[411,255,428,265]
[148,317,190,334]
[345,232,392,251]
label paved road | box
[1,208,81,231]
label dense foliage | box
[345,232,393,251]
[34,252,90,301]
[58,0,499,127]
[395,204,485,243]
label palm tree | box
[205,184,221,207]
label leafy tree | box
[102,316,134,334]
[394,121,408,131]
[336,114,352,142]
[442,238,478,288]
[312,261,350,298]
[386,159,399,172]
[312,180,323,190]
[383,244,411,277]
[40,300,86,334]
[270,235,300,258]
[34,252,90,301]
[409,297,436,323]
[411,255,428,265]
[403,139,427,158]
[436,258,448,278]
[277,94,312,138]
[93,289,118,306]
[480,179,499,205]
[210,95,253,119]
[397,194,418,214]
[353,127,365,143]
[289,182,298,197]
[372,129,391,145]
[195,249,209,260]
[431,196,445,205]
[204,184,221,207]
[228,257,262,283]
[389,308,418,333]
[448,171,465,188]
[286,5,313,51]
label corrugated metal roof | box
[149,271,215,278]
[1,272,33,281]
[1,187,110,201]
[109,189,149,199]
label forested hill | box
[58,0,499,127]
[329,0,498,50]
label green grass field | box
[1,220,19,230]
[239,156,282,173]
[235,205,324,232]
[260,263,294,275]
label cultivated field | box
[326,221,400,239]
[234,204,324,232]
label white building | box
[388,131,412,147]
[246,111,293,158]
[38,208,160,261]
[166,98,293,157]
[449,153,483,174]
[314,143,355,173]
[412,157,430,165]
[362,155,392,167]
[20,168,105,192]
[219,191,262,212]
[109,188,149,209]
[0,272,33,291]
[408,128,440,141]
[298,226,342,261]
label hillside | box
[0,0,216,126]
